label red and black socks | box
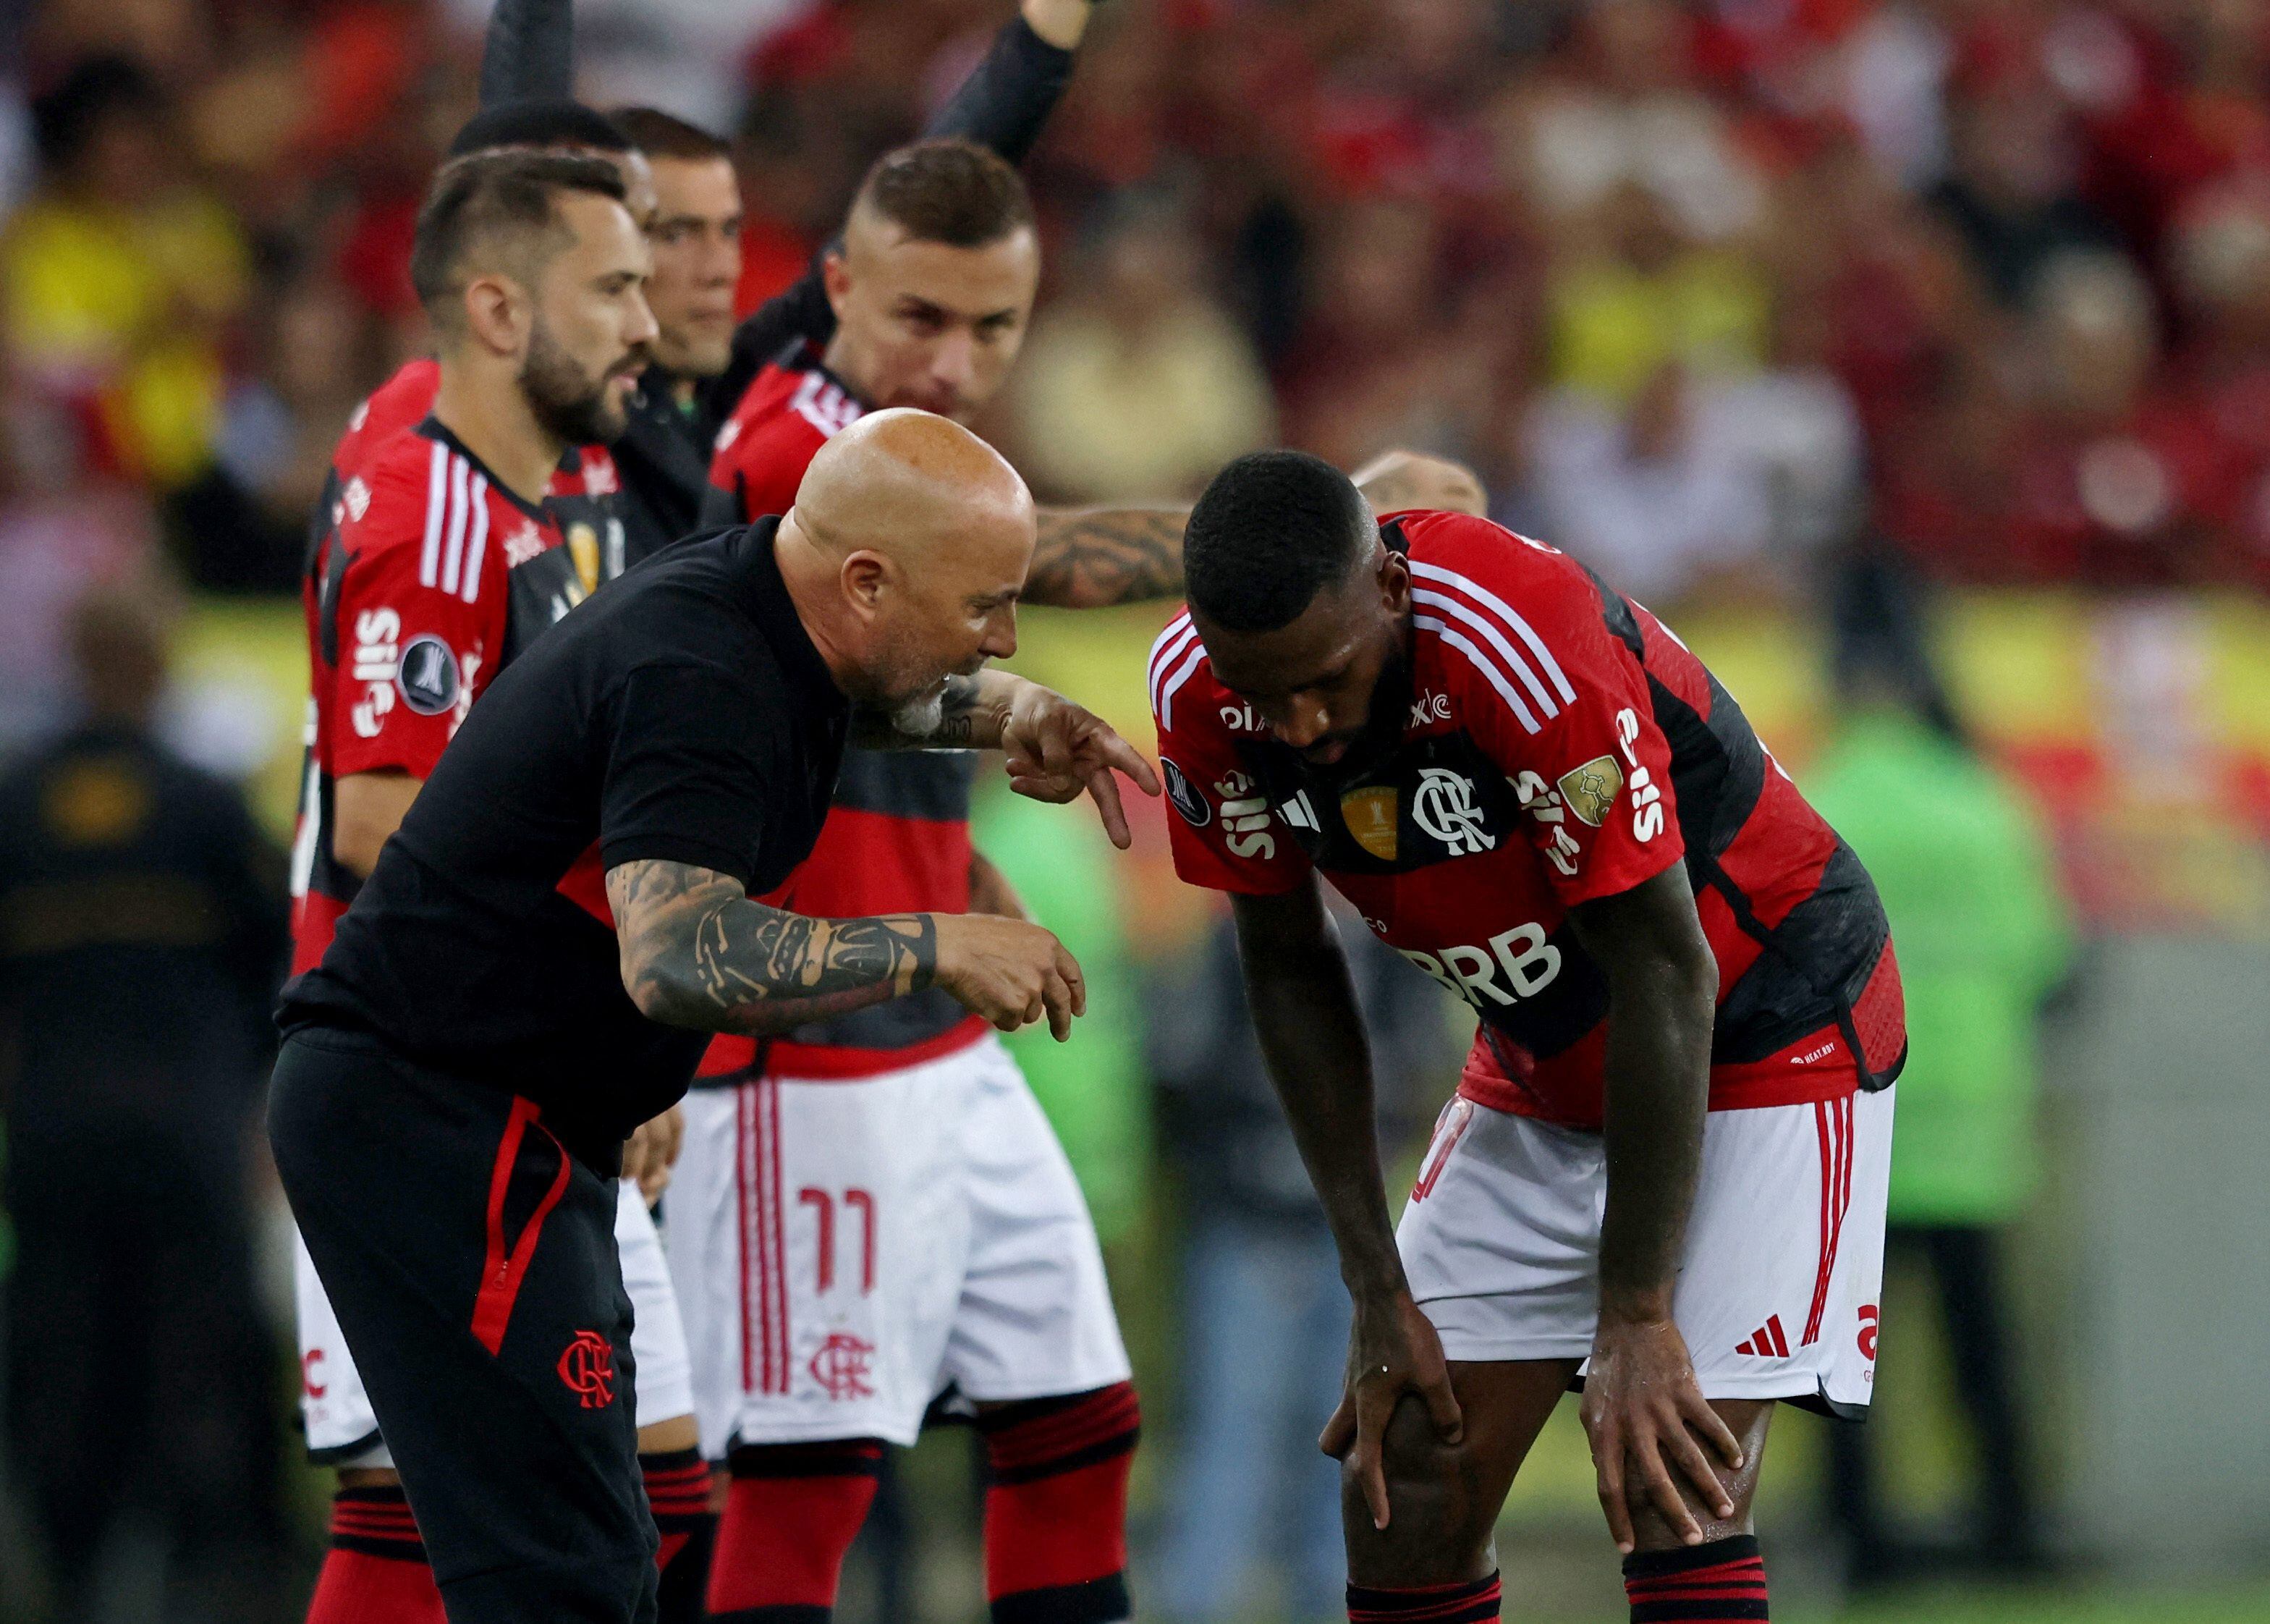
[642,1447,716,1624]
[1345,1573,1503,1624]
[304,1484,446,1624]
[706,1438,883,1623]
[977,1382,1141,1624]
[1622,1535,1770,1622]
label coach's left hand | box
[999,682,1161,850]
[1580,1316,1742,1554]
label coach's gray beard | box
[891,687,946,739]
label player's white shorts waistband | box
[1397,1088,1894,1418]
[296,1178,695,1468]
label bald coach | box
[270,409,1157,1623]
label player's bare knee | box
[1342,1395,1496,1585]
[1624,1400,1773,1554]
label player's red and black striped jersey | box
[291,360,632,977]
[698,340,985,1080]
[1152,509,1906,1128]
[704,341,862,530]
[288,419,580,974]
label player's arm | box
[928,0,1091,161]
[478,0,574,106]
[604,860,1085,1039]
[1567,866,1745,1551]
[1019,452,1485,610]
[331,771,423,878]
[1026,507,1187,608]
[1229,879,1462,1531]
[849,670,1160,848]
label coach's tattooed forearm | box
[606,858,936,1034]
[1025,507,1187,609]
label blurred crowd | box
[1,0,2269,641]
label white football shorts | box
[668,1035,1130,1455]
[1397,1087,1894,1417]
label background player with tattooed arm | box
[1150,453,1907,1624]
[272,407,1157,1624]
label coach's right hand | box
[931,912,1086,1041]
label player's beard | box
[520,318,632,444]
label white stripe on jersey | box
[1410,560,1578,707]
[441,455,472,596]
[1157,643,1207,732]
[460,474,490,604]
[1147,616,1198,717]
[419,441,448,587]
[1411,588,1559,722]
[1414,615,1542,734]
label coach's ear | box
[839,548,890,619]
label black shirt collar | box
[734,517,844,710]
[415,416,552,523]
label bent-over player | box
[1149,453,1907,1624]
[272,410,1157,1624]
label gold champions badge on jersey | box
[567,524,604,596]
[1341,785,1399,861]
[1556,756,1625,827]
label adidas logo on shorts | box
[1735,1315,1791,1358]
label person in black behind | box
[269,408,1159,1624]
[0,584,289,1623]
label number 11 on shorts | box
[797,1187,876,1295]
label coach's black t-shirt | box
[280,519,849,1164]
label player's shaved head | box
[777,410,1033,722]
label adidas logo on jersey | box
[1736,1315,1791,1358]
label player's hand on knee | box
[933,913,1087,1041]
[1580,1318,1743,1555]
[1321,1287,1462,1531]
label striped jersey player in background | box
[1151,452,1906,1624]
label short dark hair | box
[1186,452,1374,633]
[33,55,164,174]
[851,138,1033,248]
[609,106,731,163]
[410,152,629,323]
[446,99,632,158]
